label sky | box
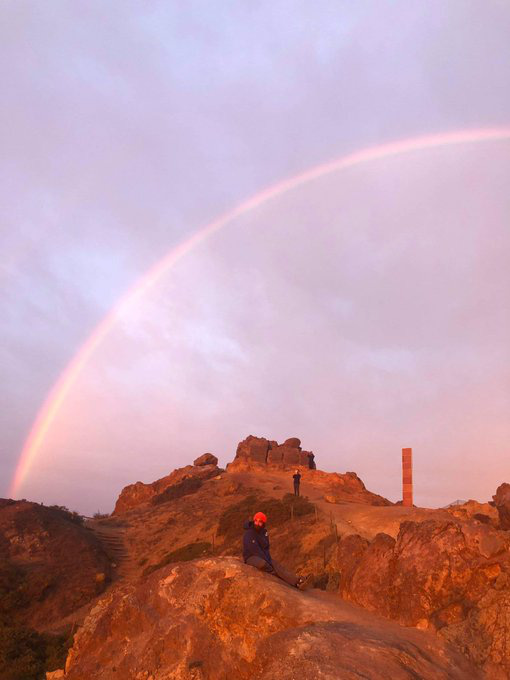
[1,1,509,514]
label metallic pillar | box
[402,447,413,507]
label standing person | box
[293,469,301,496]
[243,511,312,589]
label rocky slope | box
[6,434,510,678]
[0,499,111,630]
[63,557,480,680]
[113,455,221,515]
[333,519,510,678]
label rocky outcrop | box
[113,463,219,515]
[334,518,510,677]
[64,557,480,680]
[493,483,510,530]
[446,498,499,526]
[230,435,313,468]
[322,470,392,506]
[0,500,111,630]
[193,453,218,467]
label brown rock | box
[334,518,510,675]
[266,447,283,464]
[64,557,479,680]
[193,453,218,467]
[234,435,270,464]
[114,463,218,514]
[230,435,314,470]
[283,437,301,448]
[447,499,499,526]
[493,482,510,529]
[281,445,301,465]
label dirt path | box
[227,467,452,540]
[85,519,137,580]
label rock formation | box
[113,461,219,515]
[63,557,480,680]
[334,518,510,677]
[230,435,313,468]
[193,453,218,467]
[446,498,499,526]
[493,482,510,530]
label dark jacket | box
[293,473,301,485]
[243,520,272,564]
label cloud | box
[1,1,509,512]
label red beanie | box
[253,511,267,523]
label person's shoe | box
[296,574,314,591]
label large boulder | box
[283,437,301,448]
[234,435,270,464]
[334,519,510,676]
[64,557,479,680]
[231,435,312,469]
[493,483,510,530]
[447,498,499,526]
[318,470,392,506]
[193,453,218,467]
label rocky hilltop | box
[63,557,479,680]
[113,453,220,515]
[3,435,510,679]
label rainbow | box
[9,126,510,497]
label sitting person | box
[243,511,312,590]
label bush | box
[0,560,29,620]
[48,505,84,526]
[217,493,314,542]
[0,556,72,679]
[143,541,212,576]
[0,624,72,680]
[151,477,203,506]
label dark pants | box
[294,482,300,497]
[246,555,299,587]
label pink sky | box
[1,2,509,514]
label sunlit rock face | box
[493,482,510,530]
[193,453,218,467]
[334,517,510,677]
[230,434,312,468]
[113,462,219,515]
[63,557,479,680]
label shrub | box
[217,493,314,542]
[48,505,84,526]
[0,624,46,680]
[0,560,29,620]
[151,477,203,505]
[0,624,71,680]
